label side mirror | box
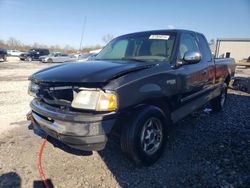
[183,51,201,64]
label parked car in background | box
[77,53,97,62]
[27,29,235,166]
[40,52,72,63]
[71,53,82,58]
[20,48,50,61]
[0,48,7,61]
[7,50,23,56]
[39,52,61,62]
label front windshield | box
[96,33,176,62]
[48,52,59,56]
[48,53,54,56]
[28,49,36,53]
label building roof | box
[217,38,250,42]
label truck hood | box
[30,60,156,84]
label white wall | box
[217,41,250,61]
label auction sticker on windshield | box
[149,35,170,40]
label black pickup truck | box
[27,30,235,165]
[20,48,50,61]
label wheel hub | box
[141,117,163,155]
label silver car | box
[40,52,72,63]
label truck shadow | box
[0,172,21,188]
[30,124,93,156]
[97,92,250,187]
[46,136,93,156]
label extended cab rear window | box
[96,33,176,62]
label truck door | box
[196,33,215,89]
[176,33,210,104]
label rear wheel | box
[210,83,228,112]
[120,105,169,166]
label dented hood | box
[30,60,156,84]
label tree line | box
[0,34,114,54]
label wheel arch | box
[225,74,231,85]
[139,96,173,116]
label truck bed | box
[215,58,236,80]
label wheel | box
[27,57,32,62]
[47,58,53,63]
[120,105,169,166]
[210,83,228,112]
[3,55,7,61]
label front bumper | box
[28,99,117,151]
[39,58,47,62]
[20,56,27,60]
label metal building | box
[215,38,250,61]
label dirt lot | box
[0,59,250,188]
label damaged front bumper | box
[28,99,117,151]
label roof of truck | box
[118,29,202,38]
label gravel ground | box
[0,60,250,188]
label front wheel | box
[47,58,53,63]
[120,105,169,166]
[210,83,228,112]
[27,57,32,62]
[3,55,7,61]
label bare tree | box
[7,37,22,49]
[0,39,6,48]
[0,36,105,53]
[209,39,215,46]
[102,34,114,44]
[32,42,40,48]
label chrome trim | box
[183,51,201,64]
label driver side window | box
[179,33,199,59]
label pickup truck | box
[20,48,50,61]
[27,30,235,166]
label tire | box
[210,83,228,112]
[3,55,7,62]
[120,105,169,166]
[27,57,32,62]
[47,58,53,63]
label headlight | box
[71,90,117,111]
[28,81,39,97]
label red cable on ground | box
[38,139,50,188]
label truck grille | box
[36,85,74,108]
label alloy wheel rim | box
[140,117,163,155]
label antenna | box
[79,16,87,52]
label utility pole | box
[79,16,87,52]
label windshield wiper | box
[94,58,145,62]
[121,57,145,62]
